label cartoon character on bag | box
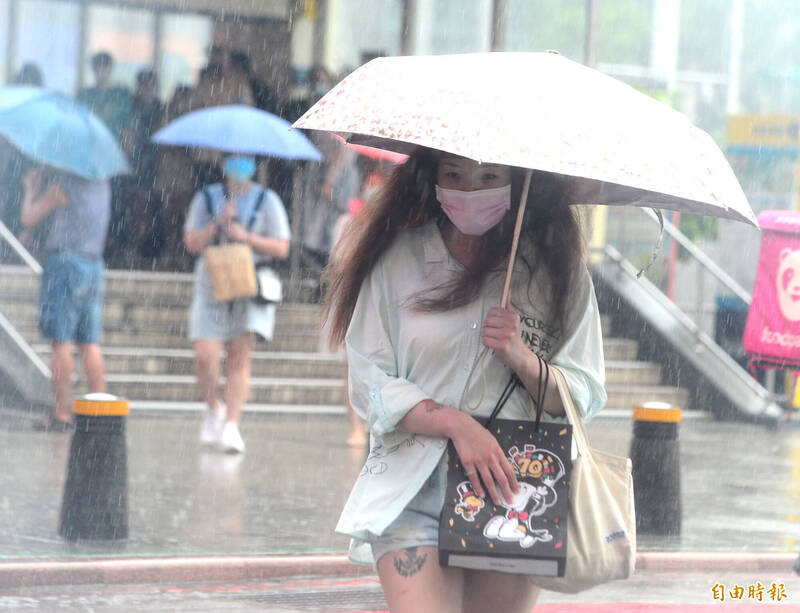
[482,444,566,548]
[455,481,485,521]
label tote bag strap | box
[550,366,592,458]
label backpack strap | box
[202,187,220,245]
[246,188,268,231]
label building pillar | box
[726,0,744,115]
[650,0,681,92]
[401,0,417,55]
[583,0,598,68]
[491,0,507,52]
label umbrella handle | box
[500,168,533,309]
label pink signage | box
[743,210,800,369]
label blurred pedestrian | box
[323,148,606,611]
[77,52,132,142]
[77,51,132,266]
[320,195,368,449]
[123,68,165,261]
[157,85,196,271]
[299,71,360,272]
[20,167,110,431]
[183,154,290,453]
[230,51,278,115]
[190,44,255,111]
[11,63,43,87]
[188,45,255,193]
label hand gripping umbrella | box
[294,52,758,304]
[152,104,322,161]
[0,86,130,180]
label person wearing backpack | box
[183,154,290,453]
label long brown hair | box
[323,147,585,345]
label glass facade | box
[16,0,81,92]
[86,4,155,90]
[414,0,492,55]
[328,0,402,74]
[159,13,213,101]
[506,0,585,62]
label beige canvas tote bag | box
[530,366,636,593]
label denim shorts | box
[370,458,447,565]
[39,253,104,344]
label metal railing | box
[0,219,42,274]
[639,207,751,304]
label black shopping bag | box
[438,415,572,576]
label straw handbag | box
[203,186,277,303]
[204,243,258,302]
[528,366,636,593]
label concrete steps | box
[0,265,692,413]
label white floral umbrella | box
[294,52,757,228]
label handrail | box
[0,219,42,275]
[639,208,751,304]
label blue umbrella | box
[151,104,322,161]
[0,86,130,180]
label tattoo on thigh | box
[393,547,428,578]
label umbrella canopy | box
[294,52,757,227]
[152,104,322,161]
[0,86,130,180]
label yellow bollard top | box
[73,393,129,416]
[633,401,682,423]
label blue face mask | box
[224,155,256,181]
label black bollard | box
[630,402,682,536]
[59,394,129,541]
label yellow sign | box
[727,115,800,147]
[305,0,317,19]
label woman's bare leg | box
[194,339,224,411]
[224,333,255,423]
[376,546,463,613]
[462,569,541,613]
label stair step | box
[605,361,661,385]
[35,346,346,378]
[0,299,324,329]
[14,325,322,352]
[79,376,685,409]
[603,338,638,361]
[81,375,685,409]
[91,374,345,405]
[605,385,689,410]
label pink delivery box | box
[743,210,800,369]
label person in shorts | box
[20,167,111,431]
[184,154,290,454]
[323,148,606,612]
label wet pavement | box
[0,570,798,611]
[0,408,798,559]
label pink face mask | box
[435,184,512,236]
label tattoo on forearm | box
[426,401,443,413]
[393,547,428,577]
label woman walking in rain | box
[323,147,606,612]
[184,154,290,453]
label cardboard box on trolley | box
[743,210,800,370]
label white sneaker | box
[219,421,246,454]
[200,404,226,446]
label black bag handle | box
[485,355,549,432]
